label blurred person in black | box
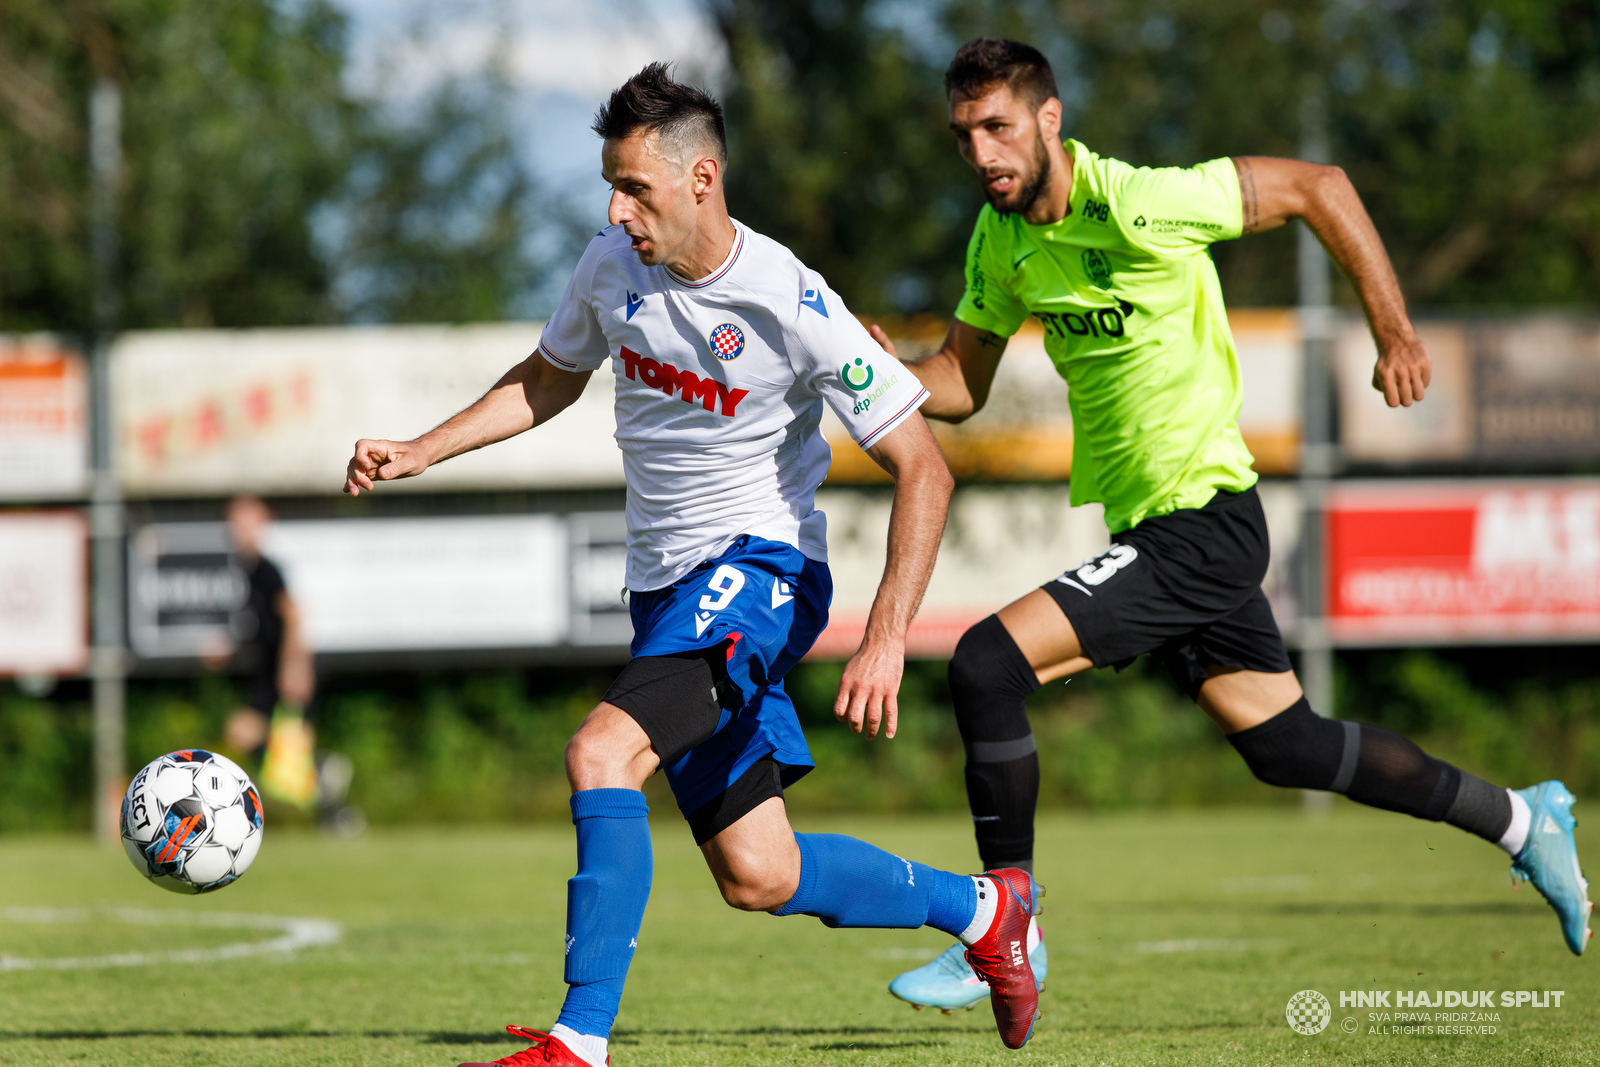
[220,495,320,796]
[220,497,359,825]
[222,495,315,758]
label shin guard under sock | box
[556,789,652,1039]
[772,833,977,938]
[1227,697,1513,843]
[950,615,1041,871]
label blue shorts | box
[626,535,831,817]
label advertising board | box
[0,511,88,675]
[0,340,89,500]
[1327,480,1600,644]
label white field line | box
[0,906,341,971]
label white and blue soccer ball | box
[120,750,264,894]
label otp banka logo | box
[841,357,899,416]
[842,358,875,392]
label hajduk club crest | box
[710,323,745,361]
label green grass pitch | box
[1,805,1594,1066]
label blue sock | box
[555,789,651,1039]
[772,833,976,937]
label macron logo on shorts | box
[621,345,749,417]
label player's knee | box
[949,614,1037,709]
[1226,697,1347,790]
[713,852,799,912]
[564,720,652,791]
[562,732,605,789]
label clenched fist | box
[343,438,431,496]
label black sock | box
[949,615,1041,871]
[1228,697,1512,843]
[964,751,1040,873]
[1444,772,1513,844]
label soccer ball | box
[120,750,264,894]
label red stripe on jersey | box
[858,389,930,449]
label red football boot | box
[962,868,1043,1049]
[457,1025,606,1067]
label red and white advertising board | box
[0,341,89,500]
[1328,480,1600,644]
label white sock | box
[958,875,1000,944]
[548,1024,607,1067]
[1499,790,1531,856]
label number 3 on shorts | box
[1074,543,1138,587]
[699,564,747,611]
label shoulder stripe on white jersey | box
[665,226,745,289]
[857,388,931,450]
[539,340,581,370]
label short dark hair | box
[592,62,727,164]
[944,38,1058,109]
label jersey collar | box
[664,222,745,289]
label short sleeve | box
[1110,156,1242,254]
[787,274,930,450]
[537,233,613,372]
[952,210,1030,338]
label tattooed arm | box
[1231,155,1429,408]
[866,319,1008,422]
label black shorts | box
[602,650,795,845]
[1041,485,1293,700]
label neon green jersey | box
[954,140,1257,533]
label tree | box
[943,0,1600,307]
[713,0,981,317]
[711,0,1600,311]
[331,76,542,324]
[0,0,546,331]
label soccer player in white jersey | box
[344,65,1043,1064]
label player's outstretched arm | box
[1232,155,1430,408]
[834,414,954,740]
[868,320,1008,422]
[343,354,592,495]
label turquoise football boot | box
[887,921,1048,1013]
[1510,781,1593,956]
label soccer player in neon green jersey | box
[878,38,1591,1010]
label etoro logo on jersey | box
[620,346,749,417]
[1036,298,1137,342]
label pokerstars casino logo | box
[709,322,745,361]
[1286,990,1332,1035]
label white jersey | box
[539,220,929,591]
